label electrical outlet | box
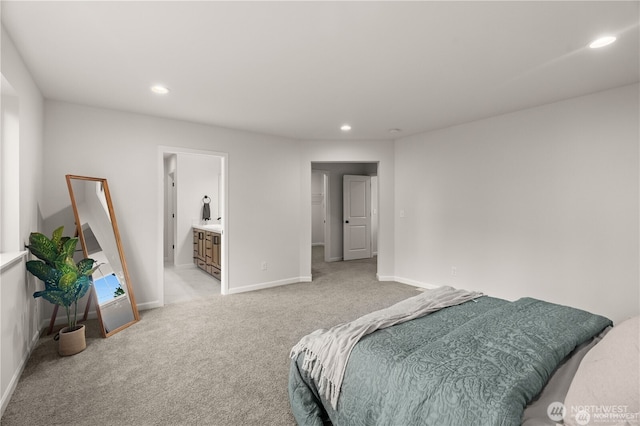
[451,266,457,277]
[261,261,268,271]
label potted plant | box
[25,226,98,356]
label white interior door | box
[343,175,372,261]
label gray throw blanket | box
[289,286,483,409]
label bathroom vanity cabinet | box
[193,228,221,280]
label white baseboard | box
[137,300,163,310]
[226,276,310,294]
[395,277,441,290]
[376,274,395,281]
[378,275,441,290]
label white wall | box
[43,100,303,306]
[394,84,639,324]
[0,27,44,416]
[301,142,395,281]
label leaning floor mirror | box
[66,175,140,337]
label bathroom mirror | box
[66,175,139,337]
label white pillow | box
[563,316,639,426]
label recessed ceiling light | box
[589,36,616,49]
[151,85,170,94]
[340,124,352,132]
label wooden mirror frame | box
[66,175,140,337]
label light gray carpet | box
[1,247,419,426]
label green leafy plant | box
[25,226,98,331]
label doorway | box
[310,162,379,277]
[311,170,330,262]
[157,146,228,305]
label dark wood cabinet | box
[193,229,221,279]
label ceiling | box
[2,1,638,141]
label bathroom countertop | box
[193,224,223,233]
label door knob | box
[345,220,349,223]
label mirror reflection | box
[66,175,139,337]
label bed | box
[289,287,639,426]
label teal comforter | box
[289,296,611,426]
